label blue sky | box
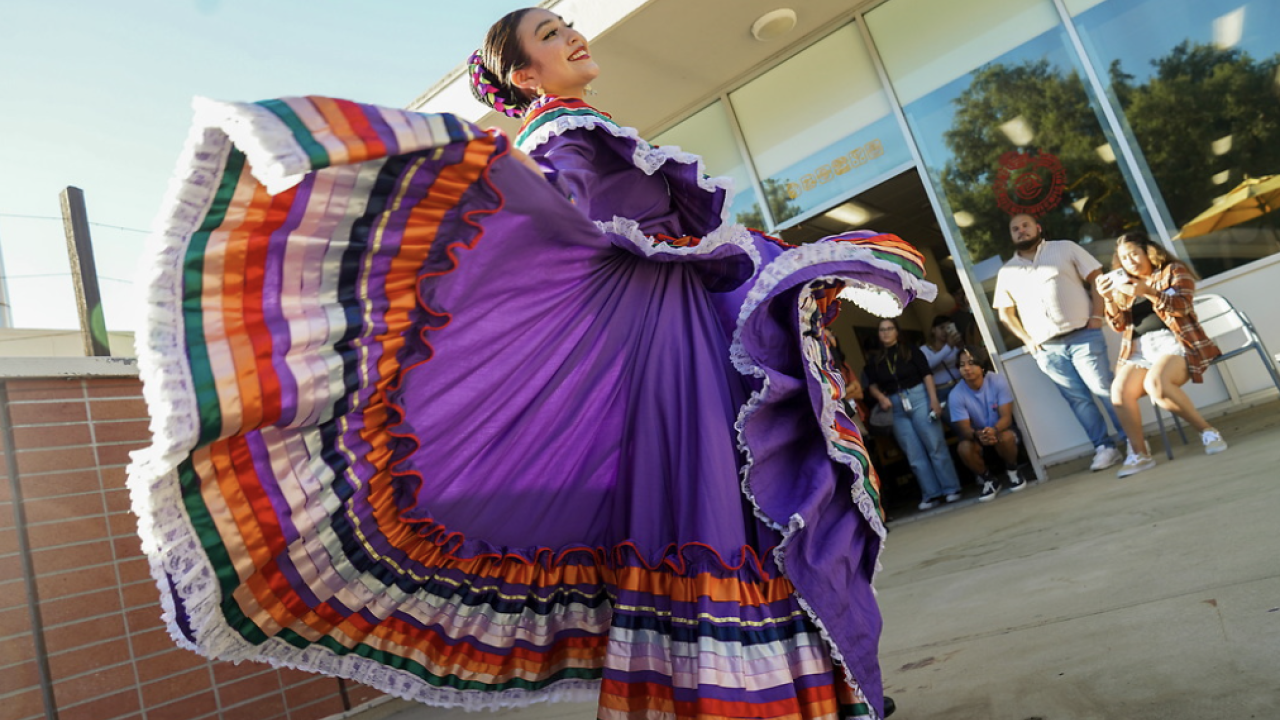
[0,0,532,332]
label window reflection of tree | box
[738,178,802,229]
[939,59,1141,268]
[1112,41,1280,276]
[937,42,1280,278]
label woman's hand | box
[1095,272,1118,297]
[878,396,892,411]
[1128,276,1154,299]
[1097,272,1135,304]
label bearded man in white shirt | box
[992,213,1126,471]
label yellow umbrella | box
[1175,174,1280,239]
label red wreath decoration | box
[994,150,1067,217]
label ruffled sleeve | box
[531,127,598,208]
[519,98,756,292]
[517,97,733,239]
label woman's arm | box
[1152,263,1197,318]
[1102,295,1130,332]
[864,362,892,409]
[527,132,600,208]
[924,374,943,417]
[1097,273,1132,332]
[867,383,892,410]
[845,373,864,401]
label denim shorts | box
[1122,329,1185,369]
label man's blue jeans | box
[890,384,962,502]
[1033,327,1126,450]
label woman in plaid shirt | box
[1096,231,1226,478]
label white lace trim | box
[597,217,762,275]
[727,243,934,720]
[124,104,603,710]
[796,286,889,545]
[127,98,900,714]
[518,112,735,229]
[191,97,312,194]
[730,241,938,378]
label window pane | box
[651,101,761,228]
[728,24,913,226]
[1070,0,1280,277]
[867,0,1152,351]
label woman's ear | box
[510,67,538,95]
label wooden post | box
[59,186,111,356]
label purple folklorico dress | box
[128,94,934,720]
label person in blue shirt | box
[948,345,1029,502]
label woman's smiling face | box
[512,9,599,99]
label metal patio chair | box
[1152,293,1280,456]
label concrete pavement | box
[372,400,1280,719]
[877,398,1280,718]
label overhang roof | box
[410,0,874,138]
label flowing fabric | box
[128,95,935,720]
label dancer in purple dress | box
[129,7,932,720]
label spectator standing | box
[864,318,963,510]
[993,213,1126,471]
[922,315,963,408]
[948,346,1028,502]
[948,286,984,348]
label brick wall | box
[0,377,383,720]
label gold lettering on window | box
[783,138,884,199]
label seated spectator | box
[1097,231,1227,478]
[948,345,1028,502]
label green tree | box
[736,178,802,230]
[939,60,1141,266]
[1112,41,1280,228]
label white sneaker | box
[945,492,963,503]
[1116,452,1156,478]
[1201,428,1228,455]
[918,499,938,511]
[1090,445,1122,472]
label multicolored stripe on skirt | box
[130,96,881,718]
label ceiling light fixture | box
[751,9,797,41]
[824,201,875,227]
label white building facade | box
[414,0,1280,468]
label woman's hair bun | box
[468,51,527,118]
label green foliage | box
[939,60,1140,266]
[735,177,802,230]
[936,41,1280,273]
[1113,41,1280,227]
